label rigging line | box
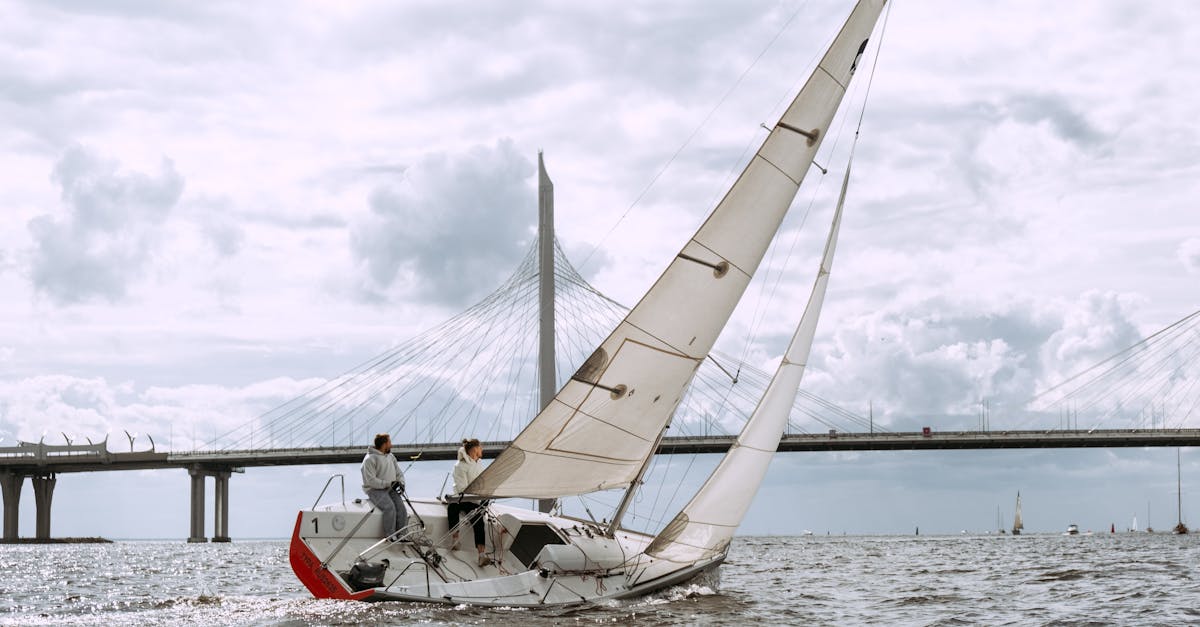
[254,242,546,447]
[577,0,817,274]
[1119,336,1200,424]
[1103,332,1200,429]
[1056,317,1199,406]
[732,8,889,380]
[705,353,741,383]
[473,303,542,444]
[390,279,536,432]
[1027,308,1200,405]
[1074,328,1200,420]
[258,291,509,447]
[1156,338,1200,422]
[1177,379,1200,426]
[411,279,538,444]
[728,1,895,391]
[471,282,543,441]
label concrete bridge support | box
[212,471,231,543]
[188,468,207,543]
[31,474,55,540]
[1,473,21,541]
[188,466,234,542]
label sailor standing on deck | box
[361,433,408,538]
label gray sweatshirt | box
[361,447,404,492]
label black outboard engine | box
[345,559,388,591]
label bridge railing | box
[0,440,112,465]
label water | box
[3,534,1198,626]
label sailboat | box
[1011,491,1023,536]
[288,0,889,606]
[1173,449,1188,535]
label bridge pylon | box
[0,473,21,540]
[188,465,234,543]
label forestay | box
[467,0,888,500]
[646,158,853,563]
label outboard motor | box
[345,559,388,591]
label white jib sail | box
[467,0,888,500]
[645,155,855,563]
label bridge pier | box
[188,468,207,543]
[1,473,21,541]
[212,471,230,543]
[31,474,55,540]
[188,466,234,542]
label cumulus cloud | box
[1038,291,1143,383]
[0,374,325,451]
[27,145,184,304]
[351,139,535,307]
[806,291,1143,429]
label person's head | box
[462,438,482,461]
[374,433,391,453]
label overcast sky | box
[2,0,1199,540]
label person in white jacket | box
[447,438,489,565]
[361,433,407,538]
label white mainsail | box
[645,156,853,563]
[1012,491,1024,534]
[467,0,889,500]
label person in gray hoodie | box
[361,433,408,537]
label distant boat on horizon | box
[1011,492,1023,536]
[1064,523,1079,536]
[1173,448,1189,535]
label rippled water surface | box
[3,534,1198,625]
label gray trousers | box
[366,488,409,537]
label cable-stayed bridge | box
[3,160,1198,542]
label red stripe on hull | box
[288,511,374,601]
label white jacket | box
[452,447,483,494]
[361,447,404,492]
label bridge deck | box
[2,429,1198,474]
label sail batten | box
[466,0,887,501]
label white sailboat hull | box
[289,497,723,606]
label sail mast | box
[607,423,670,536]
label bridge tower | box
[537,152,556,514]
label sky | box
[1,0,1199,540]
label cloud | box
[1179,238,1200,274]
[27,145,184,304]
[0,374,325,450]
[1006,93,1105,147]
[350,139,535,307]
[1038,290,1143,382]
[806,291,1143,428]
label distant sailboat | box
[1173,449,1189,535]
[1011,492,1023,536]
[1131,514,1138,533]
